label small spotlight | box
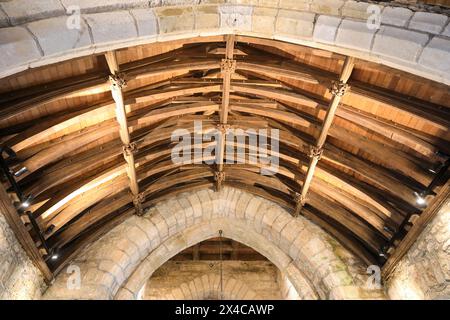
[379,252,387,258]
[414,192,427,206]
[14,166,28,177]
[20,194,33,209]
[51,254,59,261]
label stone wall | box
[143,260,284,299]
[387,200,450,299]
[277,269,301,300]
[0,212,44,299]
[0,1,449,84]
[44,187,386,300]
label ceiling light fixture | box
[20,194,33,209]
[13,166,28,177]
[414,192,427,207]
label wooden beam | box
[0,183,53,282]
[382,178,450,278]
[296,56,355,215]
[105,51,143,215]
[216,35,235,191]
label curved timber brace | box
[293,56,355,217]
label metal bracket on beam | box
[220,59,236,74]
[122,142,137,157]
[329,80,348,97]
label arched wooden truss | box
[0,35,449,281]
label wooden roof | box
[0,34,449,279]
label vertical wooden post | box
[215,35,235,191]
[105,51,143,215]
[295,56,355,216]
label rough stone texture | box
[0,26,42,74]
[251,7,277,36]
[335,19,376,52]
[0,8,9,28]
[341,0,372,20]
[0,0,65,25]
[408,12,448,35]
[130,9,158,38]
[275,10,315,39]
[278,0,310,11]
[381,6,413,27]
[144,260,283,300]
[387,200,450,300]
[44,187,384,300]
[313,15,342,44]
[219,5,253,32]
[0,212,44,299]
[310,0,345,16]
[278,269,301,300]
[84,12,138,45]
[0,2,449,84]
[419,37,450,75]
[27,17,92,56]
[156,6,195,34]
[60,0,150,13]
[372,26,429,63]
[195,5,220,31]
[442,22,450,37]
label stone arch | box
[44,187,386,300]
[0,2,448,84]
[114,218,318,300]
[145,273,262,300]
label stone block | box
[311,0,344,16]
[61,0,149,13]
[130,9,158,37]
[409,12,448,35]
[27,17,92,56]
[313,15,342,44]
[0,0,65,25]
[442,22,450,37]
[335,19,376,52]
[156,7,195,34]
[84,11,137,44]
[341,0,372,20]
[275,10,315,39]
[251,7,277,35]
[278,0,310,11]
[194,5,220,31]
[419,37,450,75]
[372,26,429,63]
[219,4,253,31]
[0,9,9,28]
[0,27,42,72]
[381,6,413,27]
